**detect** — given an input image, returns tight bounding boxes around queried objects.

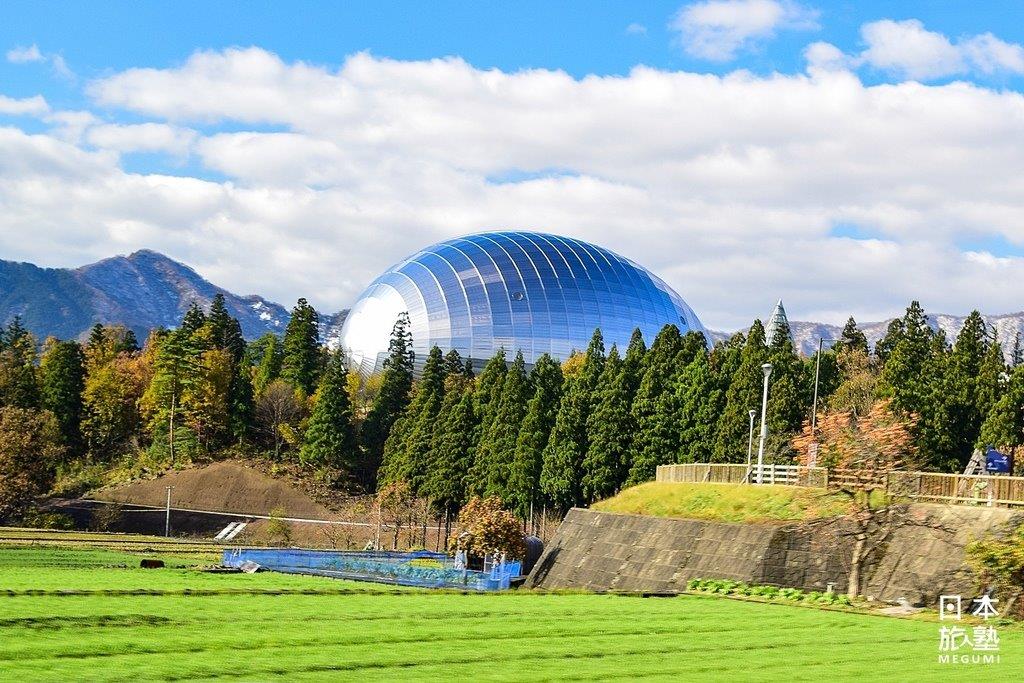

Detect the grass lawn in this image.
[592,482,855,523]
[1,540,1021,681]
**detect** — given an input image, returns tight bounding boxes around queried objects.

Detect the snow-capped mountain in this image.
[712,313,1024,358]
[0,249,292,342]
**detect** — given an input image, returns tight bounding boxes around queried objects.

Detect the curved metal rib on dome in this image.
[340,231,708,376]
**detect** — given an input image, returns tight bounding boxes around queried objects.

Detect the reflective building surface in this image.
[340,231,707,377]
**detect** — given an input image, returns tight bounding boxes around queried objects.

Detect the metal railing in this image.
[655,463,1024,508]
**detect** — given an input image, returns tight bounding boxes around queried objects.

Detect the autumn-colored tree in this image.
[0,407,66,521]
[254,379,305,458]
[793,400,921,597]
[449,496,526,561]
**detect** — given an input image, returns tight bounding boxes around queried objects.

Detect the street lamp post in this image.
[756,363,773,484]
[746,409,757,481]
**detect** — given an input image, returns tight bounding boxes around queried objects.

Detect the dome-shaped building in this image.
[340,231,707,377]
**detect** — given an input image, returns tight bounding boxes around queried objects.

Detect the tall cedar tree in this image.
[509,354,563,518]
[877,301,934,421]
[466,351,508,495]
[583,346,633,502]
[874,318,905,363]
[978,364,1024,452]
[206,294,253,440]
[627,325,686,483]
[40,339,86,457]
[712,321,768,463]
[300,349,358,473]
[180,302,206,335]
[426,376,476,530]
[425,353,476,521]
[541,330,605,512]
[253,334,283,396]
[0,317,40,409]
[477,351,530,499]
[1012,332,1024,368]
[360,313,414,487]
[764,315,809,442]
[380,346,446,494]
[834,317,870,356]
[281,298,321,396]
[144,328,204,460]
[677,349,721,463]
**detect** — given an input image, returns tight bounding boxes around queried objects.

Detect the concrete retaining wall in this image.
[528,506,1023,605]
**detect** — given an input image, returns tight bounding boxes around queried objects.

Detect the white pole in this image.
[756,363,772,484]
[811,337,823,432]
[164,486,174,537]
[746,409,756,482]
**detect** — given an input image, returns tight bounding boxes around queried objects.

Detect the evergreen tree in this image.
[976,339,1007,423]
[541,329,605,512]
[425,376,476,529]
[476,351,530,499]
[472,350,509,454]
[833,317,869,356]
[228,355,255,442]
[40,339,86,457]
[180,302,206,335]
[677,350,721,463]
[621,328,647,401]
[764,315,809,441]
[119,329,140,354]
[253,334,283,396]
[300,349,358,472]
[712,320,768,463]
[281,298,321,396]
[443,349,467,377]
[207,293,245,362]
[627,325,687,483]
[582,346,632,502]
[877,302,934,417]
[1012,332,1023,368]
[360,313,414,488]
[978,364,1024,451]
[144,329,203,462]
[874,318,905,363]
[87,323,106,351]
[509,354,563,518]
[0,317,40,410]
[380,346,446,493]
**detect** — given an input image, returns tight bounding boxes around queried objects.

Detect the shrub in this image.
[967,526,1024,619]
[450,496,526,561]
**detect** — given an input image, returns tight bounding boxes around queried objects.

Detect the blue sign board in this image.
[985,447,1013,474]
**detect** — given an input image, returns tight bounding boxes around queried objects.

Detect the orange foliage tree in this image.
[450,496,525,561]
[792,400,929,597]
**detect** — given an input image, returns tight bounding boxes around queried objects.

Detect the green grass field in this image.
[592,482,855,523]
[0,538,1020,681]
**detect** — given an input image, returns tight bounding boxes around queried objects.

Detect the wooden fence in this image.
[655,463,1024,508]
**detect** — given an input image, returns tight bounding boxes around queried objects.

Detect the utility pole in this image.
[756,363,772,484]
[164,486,174,537]
[811,337,823,433]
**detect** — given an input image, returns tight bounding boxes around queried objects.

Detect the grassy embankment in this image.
[592,482,855,523]
[1,530,1021,681]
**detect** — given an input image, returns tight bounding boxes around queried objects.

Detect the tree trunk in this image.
[848,534,866,598]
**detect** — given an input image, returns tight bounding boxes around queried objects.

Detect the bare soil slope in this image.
[92,461,334,519]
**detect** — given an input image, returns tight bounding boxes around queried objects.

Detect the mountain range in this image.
[2,250,1021,356]
[0,249,345,343]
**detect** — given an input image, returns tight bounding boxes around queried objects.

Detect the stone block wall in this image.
[528,506,1023,605]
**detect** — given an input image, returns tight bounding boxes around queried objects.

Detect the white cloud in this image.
[0,94,49,115]
[6,44,74,80]
[670,0,819,61]
[857,19,1024,80]
[626,23,648,36]
[86,123,196,156]
[5,49,1024,330]
[6,44,44,63]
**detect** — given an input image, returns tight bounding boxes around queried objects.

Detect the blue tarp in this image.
[222,548,521,591]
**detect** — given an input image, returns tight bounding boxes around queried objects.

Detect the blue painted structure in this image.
[340,231,707,377]
[223,548,522,591]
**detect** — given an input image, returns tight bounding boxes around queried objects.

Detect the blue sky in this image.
[3,1,1024,328]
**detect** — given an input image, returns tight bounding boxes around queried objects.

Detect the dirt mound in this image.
[93,461,335,519]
